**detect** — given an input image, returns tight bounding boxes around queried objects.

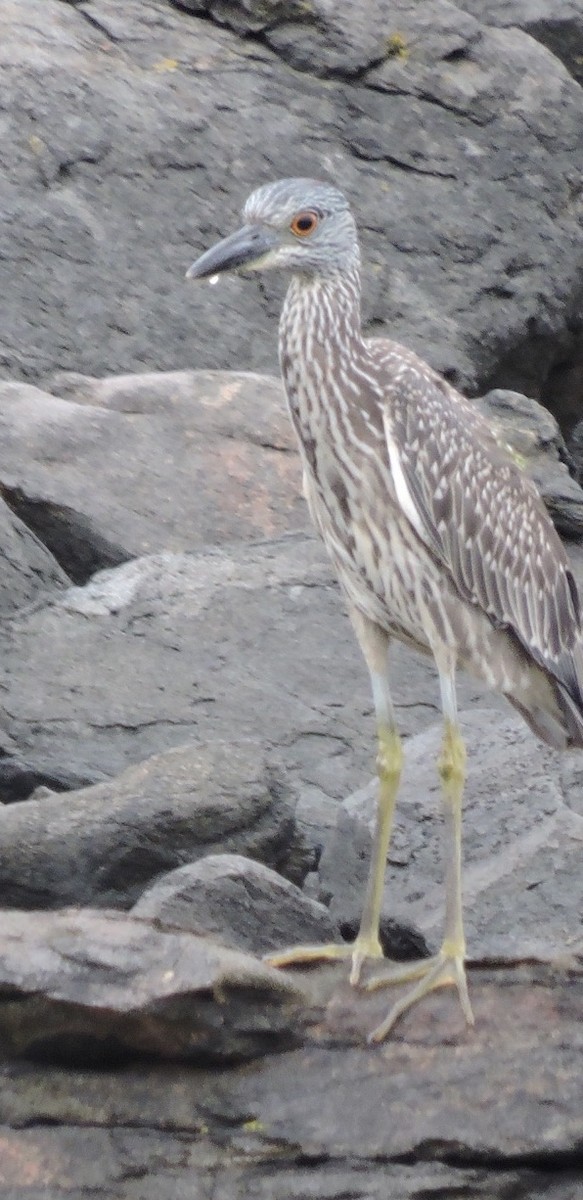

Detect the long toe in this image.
[366,951,474,1042]
[266,934,384,981]
[265,941,357,970]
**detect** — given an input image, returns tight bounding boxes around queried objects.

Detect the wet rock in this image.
[0,908,305,1064]
[0,741,309,909]
[133,852,337,954]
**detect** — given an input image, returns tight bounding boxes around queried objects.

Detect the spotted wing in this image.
[380,361,582,690]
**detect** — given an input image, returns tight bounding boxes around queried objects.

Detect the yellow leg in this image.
[265,721,402,978]
[349,723,402,982]
[365,716,474,1042]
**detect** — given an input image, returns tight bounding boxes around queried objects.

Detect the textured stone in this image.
[479,388,583,536]
[0,908,304,1064]
[0,741,308,908]
[0,0,581,426]
[0,493,67,614]
[1,935,583,1195]
[0,537,478,799]
[0,373,303,581]
[133,852,337,953]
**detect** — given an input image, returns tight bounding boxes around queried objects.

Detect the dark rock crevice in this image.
[0,486,130,586]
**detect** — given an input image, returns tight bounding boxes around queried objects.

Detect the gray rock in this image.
[478,388,583,537]
[0,538,505,801]
[0,907,305,1064]
[1,373,581,594]
[0,493,68,614]
[0,740,309,908]
[133,852,337,953]
[1,0,581,430]
[1,916,583,1195]
[0,373,303,581]
[318,708,583,961]
[458,0,583,86]
[570,415,583,484]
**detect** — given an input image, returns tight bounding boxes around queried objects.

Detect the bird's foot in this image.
[265,931,383,985]
[364,944,474,1043]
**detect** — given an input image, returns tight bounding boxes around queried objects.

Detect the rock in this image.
[478,388,583,537]
[1,373,581,595]
[0,493,68,614]
[318,709,583,960]
[133,852,337,954]
[0,915,583,1195]
[0,908,305,1064]
[1,0,581,428]
[0,757,94,805]
[459,0,583,86]
[1,537,488,800]
[0,741,309,909]
[570,415,583,484]
[0,373,303,581]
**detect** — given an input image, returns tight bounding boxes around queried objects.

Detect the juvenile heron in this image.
[187,178,583,1040]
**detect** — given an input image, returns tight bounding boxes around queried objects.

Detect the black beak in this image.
[186,223,278,281]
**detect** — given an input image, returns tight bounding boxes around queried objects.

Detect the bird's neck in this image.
[278,267,365,436]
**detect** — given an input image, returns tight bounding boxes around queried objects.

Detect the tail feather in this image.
[555,642,583,749]
[506,642,583,751]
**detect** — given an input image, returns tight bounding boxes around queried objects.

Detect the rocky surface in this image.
[0,372,580,804]
[0,372,303,581]
[1,0,582,433]
[0,494,68,615]
[0,741,309,908]
[1,1,583,1197]
[0,913,582,1197]
[0,369,582,1196]
[133,852,337,953]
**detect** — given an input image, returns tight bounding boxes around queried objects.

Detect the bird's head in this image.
[186,178,359,283]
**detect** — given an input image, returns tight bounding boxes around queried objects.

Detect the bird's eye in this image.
[290,211,319,238]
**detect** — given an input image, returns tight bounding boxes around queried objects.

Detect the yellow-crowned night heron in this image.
[187,178,583,1041]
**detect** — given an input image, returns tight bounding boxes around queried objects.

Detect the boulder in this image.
[133,852,337,953]
[459,0,583,86]
[0,740,309,909]
[0,904,582,1197]
[0,373,303,581]
[0,538,478,800]
[0,0,581,427]
[1,373,582,592]
[0,907,305,1064]
[479,388,583,537]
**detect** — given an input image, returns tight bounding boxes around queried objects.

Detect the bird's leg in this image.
[348,682,402,984]
[266,618,398,979]
[365,669,475,1042]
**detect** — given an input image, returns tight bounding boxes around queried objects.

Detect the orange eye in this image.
[290,210,319,237]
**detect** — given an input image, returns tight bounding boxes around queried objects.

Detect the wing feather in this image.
[379,360,582,686]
